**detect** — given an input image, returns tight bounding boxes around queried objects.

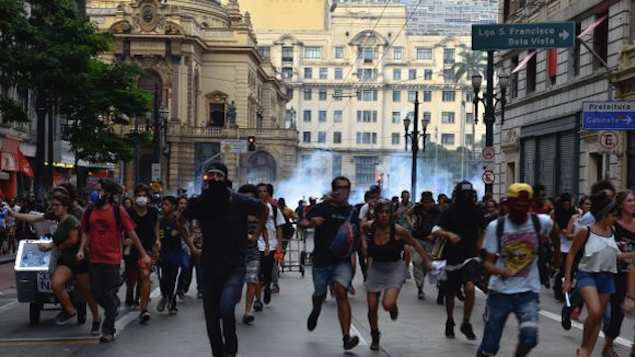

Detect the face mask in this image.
[135,196,148,207]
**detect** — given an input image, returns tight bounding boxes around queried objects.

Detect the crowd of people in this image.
[13,161,635,357]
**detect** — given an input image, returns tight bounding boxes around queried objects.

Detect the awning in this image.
[1,153,17,172]
[512,51,537,74]
[17,149,33,177]
[578,15,608,39]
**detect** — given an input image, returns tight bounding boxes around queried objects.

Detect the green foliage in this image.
[0,96,29,123]
[452,50,487,83]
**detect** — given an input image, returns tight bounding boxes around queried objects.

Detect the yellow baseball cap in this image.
[507,183,533,199]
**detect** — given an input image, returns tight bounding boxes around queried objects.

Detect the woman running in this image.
[12,192,100,333]
[361,199,433,351]
[564,191,620,357]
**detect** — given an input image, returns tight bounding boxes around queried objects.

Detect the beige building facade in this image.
[239,0,485,189]
[87,0,298,192]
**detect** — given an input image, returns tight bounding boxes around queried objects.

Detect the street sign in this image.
[482,146,496,161]
[482,170,495,185]
[582,102,635,130]
[599,131,619,151]
[472,22,576,50]
[151,163,161,181]
[221,139,248,154]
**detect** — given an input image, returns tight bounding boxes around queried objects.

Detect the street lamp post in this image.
[403,92,430,199]
[152,84,169,181]
[471,71,509,196]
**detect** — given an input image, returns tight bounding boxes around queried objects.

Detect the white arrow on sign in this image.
[625,115,633,125]
[559,30,570,41]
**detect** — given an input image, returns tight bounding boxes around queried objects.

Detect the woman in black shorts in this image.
[12,193,100,332]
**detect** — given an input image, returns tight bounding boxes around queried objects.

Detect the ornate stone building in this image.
[86,0,297,192]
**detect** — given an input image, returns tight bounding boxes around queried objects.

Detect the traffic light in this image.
[248,136,256,151]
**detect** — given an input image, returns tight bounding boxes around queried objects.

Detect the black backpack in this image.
[496,214,553,287]
[272,205,295,240]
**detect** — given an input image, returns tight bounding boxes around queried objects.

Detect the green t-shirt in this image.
[53,215,81,263]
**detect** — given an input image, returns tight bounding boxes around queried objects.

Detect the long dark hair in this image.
[554,193,576,230]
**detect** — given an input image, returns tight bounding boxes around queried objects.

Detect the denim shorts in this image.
[576,271,616,294]
[479,291,539,356]
[312,261,353,297]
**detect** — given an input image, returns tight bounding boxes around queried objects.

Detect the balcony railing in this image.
[166,124,298,140]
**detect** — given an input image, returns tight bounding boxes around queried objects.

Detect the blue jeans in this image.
[479,291,539,356]
[312,261,353,297]
[202,268,245,357]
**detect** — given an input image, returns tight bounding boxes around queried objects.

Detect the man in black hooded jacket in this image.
[182,162,267,357]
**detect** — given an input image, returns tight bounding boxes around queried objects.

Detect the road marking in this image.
[350,322,368,346]
[539,309,633,348]
[0,300,17,313]
[0,337,99,347]
[114,287,161,336]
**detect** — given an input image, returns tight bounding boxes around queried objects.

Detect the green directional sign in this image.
[472,22,576,50]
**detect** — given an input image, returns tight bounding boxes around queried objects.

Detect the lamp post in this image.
[471,72,508,196]
[152,84,169,182]
[403,92,430,199]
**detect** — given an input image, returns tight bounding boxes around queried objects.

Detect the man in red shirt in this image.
[77,179,150,343]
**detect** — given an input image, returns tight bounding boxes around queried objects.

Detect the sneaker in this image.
[242,314,255,325]
[307,307,321,331]
[460,321,476,340]
[370,330,381,351]
[445,319,455,338]
[55,310,77,326]
[156,297,167,313]
[99,333,115,343]
[253,300,263,312]
[561,305,572,331]
[343,335,360,350]
[263,286,272,304]
[389,305,399,321]
[90,319,101,336]
[139,310,151,324]
[417,288,425,300]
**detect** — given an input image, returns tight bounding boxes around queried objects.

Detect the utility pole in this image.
[484,50,495,196]
[411,92,419,198]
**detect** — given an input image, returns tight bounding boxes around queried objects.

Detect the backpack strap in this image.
[114,205,123,234]
[530,213,541,240]
[495,216,505,254]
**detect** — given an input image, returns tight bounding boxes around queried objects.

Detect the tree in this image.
[452,50,487,83]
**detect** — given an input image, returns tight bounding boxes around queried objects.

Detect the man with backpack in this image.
[476,183,553,357]
[76,178,151,343]
[301,176,360,351]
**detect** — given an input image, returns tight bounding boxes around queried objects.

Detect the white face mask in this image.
[135,196,148,207]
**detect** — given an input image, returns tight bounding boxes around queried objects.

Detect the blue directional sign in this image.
[472,22,576,50]
[582,102,635,130]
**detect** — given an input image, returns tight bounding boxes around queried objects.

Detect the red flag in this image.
[16,149,33,177]
[548,49,558,78]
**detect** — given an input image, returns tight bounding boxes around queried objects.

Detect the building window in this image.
[393,68,402,81]
[319,67,328,80]
[391,133,400,145]
[393,47,404,60]
[356,132,377,144]
[361,47,374,63]
[465,134,474,146]
[332,154,342,176]
[511,55,519,98]
[286,87,294,99]
[303,88,312,100]
[593,13,609,70]
[318,131,326,143]
[358,89,378,102]
[526,51,537,94]
[355,156,378,185]
[424,69,433,80]
[408,69,417,80]
[392,112,401,123]
[408,90,417,103]
[442,90,455,102]
[441,112,455,124]
[416,47,432,60]
[441,133,455,145]
[333,132,342,144]
[257,46,270,59]
[282,67,293,79]
[209,103,225,127]
[334,110,343,123]
[392,90,401,102]
[304,67,312,79]
[282,46,293,62]
[357,68,377,81]
[303,110,311,122]
[334,89,343,101]
[423,90,432,102]
[357,110,378,123]
[304,46,322,59]
[335,67,343,80]
[318,110,327,122]
[443,68,454,82]
[334,46,344,59]
[466,112,474,123]
[443,48,455,64]
[423,112,431,123]
[303,131,311,143]
[319,88,327,101]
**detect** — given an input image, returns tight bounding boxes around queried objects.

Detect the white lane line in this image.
[114,287,161,336]
[0,300,17,313]
[350,323,368,346]
[539,309,633,348]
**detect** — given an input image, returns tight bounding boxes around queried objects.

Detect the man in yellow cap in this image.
[476,183,554,357]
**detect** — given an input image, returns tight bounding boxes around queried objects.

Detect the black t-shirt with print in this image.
[307,202,353,267]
